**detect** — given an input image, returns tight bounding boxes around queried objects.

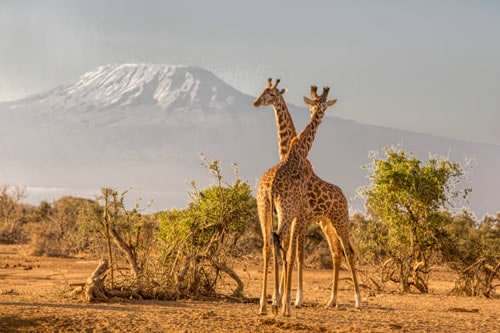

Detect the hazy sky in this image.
[1,0,499,145]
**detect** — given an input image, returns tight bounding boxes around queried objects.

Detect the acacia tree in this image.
[361,148,470,292]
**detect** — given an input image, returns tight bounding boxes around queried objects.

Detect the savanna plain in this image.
[1,244,498,333]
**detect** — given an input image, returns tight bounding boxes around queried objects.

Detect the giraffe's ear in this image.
[279,88,287,95]
[326,99,337,107]
[303,96,314,106]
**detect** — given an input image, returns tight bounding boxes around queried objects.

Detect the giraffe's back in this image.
[304,173,348,222]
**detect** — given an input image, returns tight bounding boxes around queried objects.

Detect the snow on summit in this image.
[19,64,244,113]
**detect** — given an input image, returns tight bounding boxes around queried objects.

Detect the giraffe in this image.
[253,79,361,310]
[256,85,336,316]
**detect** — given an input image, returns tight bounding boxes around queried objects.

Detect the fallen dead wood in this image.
[71,259,142,302]
[84,259,110,302]
[212,260,244,297]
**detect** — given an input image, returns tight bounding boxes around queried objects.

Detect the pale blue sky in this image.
[1,0,499,145]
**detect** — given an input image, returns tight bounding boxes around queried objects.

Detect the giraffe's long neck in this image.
[273,96,297,160]
[289,107,326,164]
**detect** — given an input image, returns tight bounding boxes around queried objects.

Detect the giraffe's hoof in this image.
[259,302,267,315]
[355,294,362,310]
[324,302,337,309]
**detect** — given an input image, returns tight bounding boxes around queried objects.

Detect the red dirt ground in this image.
[1,244,499,332]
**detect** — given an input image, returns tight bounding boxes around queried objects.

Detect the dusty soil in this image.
[0,244,498,332]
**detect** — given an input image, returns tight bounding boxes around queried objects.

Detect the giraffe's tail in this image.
[343,240,355,259]
[272,232,282,253]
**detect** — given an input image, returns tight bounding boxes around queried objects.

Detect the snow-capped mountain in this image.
[1,64,499,218]
[15,64,245,112]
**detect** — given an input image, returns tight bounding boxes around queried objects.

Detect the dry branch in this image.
[84,259,109,302]
[212,260,244,297]
[452,257,500,297]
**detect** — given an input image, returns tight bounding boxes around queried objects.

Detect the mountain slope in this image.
[15,64,245,112]
[1,64,498,217]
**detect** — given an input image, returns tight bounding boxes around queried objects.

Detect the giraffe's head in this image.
[303,86,337,116]
[252,78,288,107]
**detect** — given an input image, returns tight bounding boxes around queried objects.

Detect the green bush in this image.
[360,147,470,292]
[155,157,257,297]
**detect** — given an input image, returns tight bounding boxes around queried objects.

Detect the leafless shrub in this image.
[27,197,97,257]
[0,185,27,243]
[451,257,499,297]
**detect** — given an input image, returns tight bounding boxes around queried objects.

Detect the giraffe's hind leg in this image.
[281,217,301,317]
[294,219,306,308]
[343,240,362,309]
[333,221,362,309]
[319,221,342,308]
[258,198,273,315]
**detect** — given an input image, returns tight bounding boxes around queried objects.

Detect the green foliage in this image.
[478,213,500,258]
[441,210,500,297]
[155,157,257,297]
[157,158,255,256]
[442,210,499,264]
[350,212,388,264]
[441,210,482,267]
[360,147,470,292]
